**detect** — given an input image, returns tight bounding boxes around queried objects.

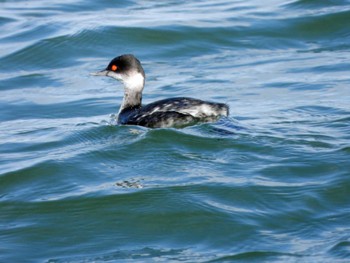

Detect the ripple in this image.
[285,0,350,9]
[210,251,303,262]
[0,73,60,91]
[1,0,350,262]
[328,240,350,259]
[47,247,211,263]
[1,24,59,44]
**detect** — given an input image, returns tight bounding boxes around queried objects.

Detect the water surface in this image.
[1,0,350,262]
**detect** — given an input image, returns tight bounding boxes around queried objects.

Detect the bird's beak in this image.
[90,69,109,76]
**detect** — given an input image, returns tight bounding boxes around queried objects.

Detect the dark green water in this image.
[1,0,350,262]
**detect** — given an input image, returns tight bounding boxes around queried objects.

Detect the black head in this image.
[91,54,146,91]
[105,54,145,77]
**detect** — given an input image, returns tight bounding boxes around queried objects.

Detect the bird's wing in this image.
[127,111,200,128]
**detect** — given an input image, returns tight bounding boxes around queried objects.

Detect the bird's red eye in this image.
[111,65,118,71]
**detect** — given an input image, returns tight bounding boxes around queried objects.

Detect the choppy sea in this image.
[1,0,350,262]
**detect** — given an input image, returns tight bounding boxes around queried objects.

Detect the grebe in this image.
[91,54,229,128]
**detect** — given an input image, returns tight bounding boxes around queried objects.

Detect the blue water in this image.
[1,0,350,262]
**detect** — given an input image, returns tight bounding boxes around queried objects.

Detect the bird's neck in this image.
[118,72,144,113]
[119,89,142,112]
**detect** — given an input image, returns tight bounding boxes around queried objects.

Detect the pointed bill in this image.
[90,70,109,76]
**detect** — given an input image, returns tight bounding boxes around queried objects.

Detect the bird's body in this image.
[91,54,229,128]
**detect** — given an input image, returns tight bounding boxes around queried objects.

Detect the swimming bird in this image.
[91,54,229,128]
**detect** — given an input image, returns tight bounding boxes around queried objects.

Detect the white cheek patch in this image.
[107,71,123,81]
[123,72,145,92]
